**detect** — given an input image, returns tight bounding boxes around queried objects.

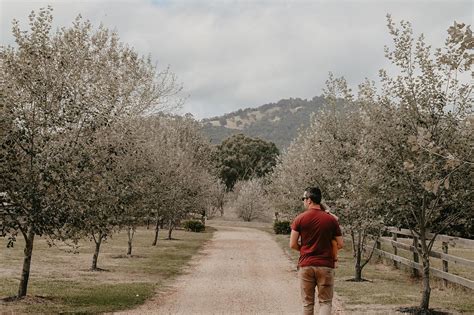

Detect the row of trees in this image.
[0,7,222,298]
[268,16,472,312]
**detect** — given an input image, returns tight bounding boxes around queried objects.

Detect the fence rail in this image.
[368,227,474,290]
[386,227,474,247]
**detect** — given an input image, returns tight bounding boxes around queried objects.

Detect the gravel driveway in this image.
[118,224,344,314]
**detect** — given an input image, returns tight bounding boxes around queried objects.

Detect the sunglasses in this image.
[301,197,309,201]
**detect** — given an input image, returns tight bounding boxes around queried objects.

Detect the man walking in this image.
[290,187,343,315]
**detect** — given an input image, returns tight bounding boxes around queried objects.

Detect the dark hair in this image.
[304,187,322,204]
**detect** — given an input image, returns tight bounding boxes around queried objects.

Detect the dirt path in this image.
[117,224,344,314]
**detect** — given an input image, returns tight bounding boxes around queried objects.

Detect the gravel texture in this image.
[117,224,344,314]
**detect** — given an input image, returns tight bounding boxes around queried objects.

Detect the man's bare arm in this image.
[335,236,344,249]
[290,230,301,251]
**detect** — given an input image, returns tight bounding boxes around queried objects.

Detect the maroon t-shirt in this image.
[291,206,342,268]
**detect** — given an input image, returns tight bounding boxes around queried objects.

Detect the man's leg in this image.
[299,266,317,315]
[314,267,334,315]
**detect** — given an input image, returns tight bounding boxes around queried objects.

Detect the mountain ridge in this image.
[200,96,326,150]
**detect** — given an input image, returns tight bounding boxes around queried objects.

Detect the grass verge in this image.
[270,232,474,314]
[0,226,215,313]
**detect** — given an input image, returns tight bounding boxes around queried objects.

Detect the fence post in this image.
[375,238,381,262]
[442,241,449,287]
[392,232,398,269]
[412,236,419,277]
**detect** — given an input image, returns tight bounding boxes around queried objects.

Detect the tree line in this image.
[0,7,281,299]
[0,7,227,298]
[266,16,472,313]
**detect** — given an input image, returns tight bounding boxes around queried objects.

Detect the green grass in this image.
[0,226,214,313]
[270,233,474,313]
[13,281,156,314]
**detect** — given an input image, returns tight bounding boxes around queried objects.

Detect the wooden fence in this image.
[369,227,474,290]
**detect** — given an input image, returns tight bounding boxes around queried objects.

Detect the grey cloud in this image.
[1,0,472,119]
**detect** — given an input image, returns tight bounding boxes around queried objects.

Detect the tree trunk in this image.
[354,264,362,282]
[18,228,35,297]
[419,196,431,312]
[353,231,363,281]
[127,227,134,256]
[354,242,363,281]
[168,220,174,240]
[412,236,420,277]
[420,253,431,311]
[350,230,356,258]
[152,218,160,246]
[91,233,103,270]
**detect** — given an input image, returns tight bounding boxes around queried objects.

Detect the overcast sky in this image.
[1,0,472,119]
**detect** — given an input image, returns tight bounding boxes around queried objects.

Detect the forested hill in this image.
[200,96,325,150]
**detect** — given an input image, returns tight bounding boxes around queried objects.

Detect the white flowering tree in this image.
[233,179,267,222]
[206,179,227,218]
